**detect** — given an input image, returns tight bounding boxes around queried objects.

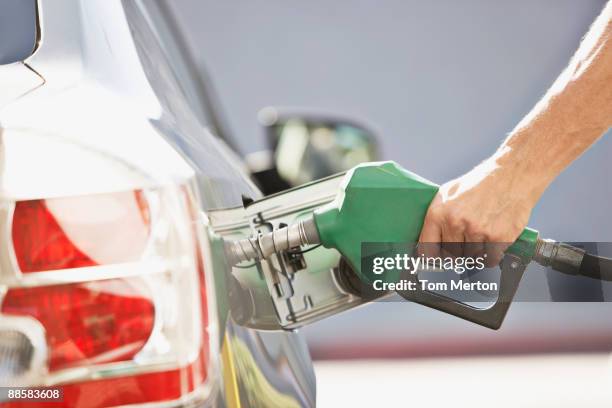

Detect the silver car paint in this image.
[0,0,317,406]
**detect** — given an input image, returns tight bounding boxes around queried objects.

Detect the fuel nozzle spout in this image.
[225,217,321,266]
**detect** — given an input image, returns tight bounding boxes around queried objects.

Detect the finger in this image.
[484,241,510,267]
[463,233,486,280]
[441,220,465,259]
[464,232,486,260]
[418,217,442,259]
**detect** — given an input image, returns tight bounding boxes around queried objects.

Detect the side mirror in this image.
[0,0,39,65]
[248,107,379,194]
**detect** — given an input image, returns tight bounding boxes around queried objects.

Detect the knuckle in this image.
[488,231,507,243]
[428,204,443,218]
[464,219,484,236]
[426,208,444,224]
[446,210,466,230]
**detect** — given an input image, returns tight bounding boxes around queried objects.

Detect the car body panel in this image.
[0,0,316,406]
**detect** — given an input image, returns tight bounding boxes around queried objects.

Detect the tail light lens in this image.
[1,186,211,407]
[3,279,155,371]
[12,191,150,273]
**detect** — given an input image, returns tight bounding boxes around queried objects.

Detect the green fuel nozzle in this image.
[226,161,610,329]
[228,161,539,272]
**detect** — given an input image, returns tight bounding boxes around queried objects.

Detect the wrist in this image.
[486,145,553,205]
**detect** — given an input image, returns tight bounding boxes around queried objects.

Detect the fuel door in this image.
[207,174,387,330]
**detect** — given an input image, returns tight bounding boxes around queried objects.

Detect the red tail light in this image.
[2,279,155,371]
[1,186,212,407]
[12,199,97,272]
[11,191,150,273]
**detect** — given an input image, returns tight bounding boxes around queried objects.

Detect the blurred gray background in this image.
[171,0,612,356]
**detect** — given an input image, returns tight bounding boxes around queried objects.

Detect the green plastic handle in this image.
[507,227,539,262]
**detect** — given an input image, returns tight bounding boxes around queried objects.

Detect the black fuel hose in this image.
[534,239,612,282]
[578,253,612,281]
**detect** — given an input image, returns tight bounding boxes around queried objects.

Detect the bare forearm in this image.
[420,3,612,248]
[493,2,612,202]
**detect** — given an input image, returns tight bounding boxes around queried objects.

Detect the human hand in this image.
[418,158,540,265]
